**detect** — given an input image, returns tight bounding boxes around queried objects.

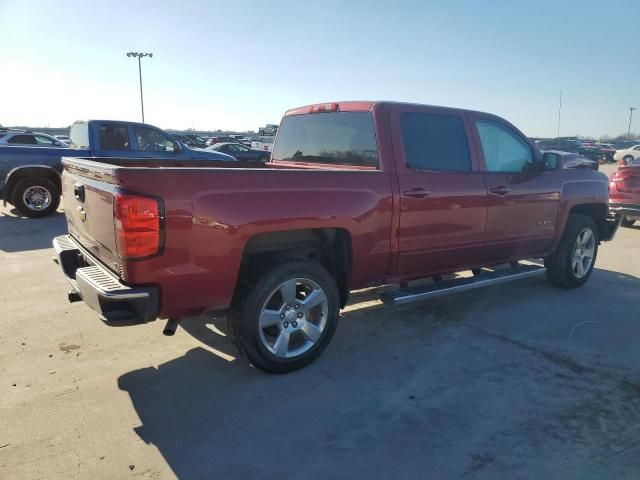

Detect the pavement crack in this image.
[461,323,640,389]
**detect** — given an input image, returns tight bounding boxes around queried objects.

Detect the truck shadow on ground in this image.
[0,208,66,252]
[118,268,640,480]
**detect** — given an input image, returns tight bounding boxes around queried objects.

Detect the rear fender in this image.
[3,165,62,205]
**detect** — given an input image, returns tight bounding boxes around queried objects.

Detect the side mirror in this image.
[541,152,560,170]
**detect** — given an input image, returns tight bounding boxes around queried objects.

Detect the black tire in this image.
[623,155,634,165]
[545,213,599,289]
[226,260,340,373]
[622,217,636,228]
[12,177,60,218]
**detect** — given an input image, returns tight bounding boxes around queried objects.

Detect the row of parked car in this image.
[533,137,640,164]
[168,133,275,153]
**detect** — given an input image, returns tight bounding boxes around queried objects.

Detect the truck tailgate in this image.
[62,163,120,274]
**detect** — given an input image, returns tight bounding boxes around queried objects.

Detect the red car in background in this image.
[610,164,640,227]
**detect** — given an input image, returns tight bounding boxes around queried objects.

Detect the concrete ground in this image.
[1,164,639,479]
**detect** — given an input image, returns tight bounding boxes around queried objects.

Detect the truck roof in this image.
[283,101,500,119]
[73,119,152,128]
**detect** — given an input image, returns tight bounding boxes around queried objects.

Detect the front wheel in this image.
[623,155,634,165]
[622,217,636,228]
[545,213,599,289]
[12,177,60,218]
[227,260,340,373]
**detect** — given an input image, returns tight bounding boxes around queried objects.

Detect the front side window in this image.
[99,124,131,150]
[134,126,175,152]
[8,134,37,145]
[400,112,471,171]
[272,112,379,168]
[475,120,533,172]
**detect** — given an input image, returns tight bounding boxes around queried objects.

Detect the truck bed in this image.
[61,156,393,318]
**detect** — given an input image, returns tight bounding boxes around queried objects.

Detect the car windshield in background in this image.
[271,111,379,168]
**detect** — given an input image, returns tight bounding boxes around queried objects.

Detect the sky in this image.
[1,0,639,137]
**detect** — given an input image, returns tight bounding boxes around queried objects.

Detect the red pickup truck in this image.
[609,163,640,227]
[53,101,620,373]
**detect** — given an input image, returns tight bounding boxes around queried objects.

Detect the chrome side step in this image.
[379,264,545,306]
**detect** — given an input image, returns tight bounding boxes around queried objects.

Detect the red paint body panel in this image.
[60,101,612,320]
[610,165,640,205]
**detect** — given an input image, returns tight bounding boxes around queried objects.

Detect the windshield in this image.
[271,112,379,168]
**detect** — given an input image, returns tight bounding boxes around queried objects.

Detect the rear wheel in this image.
[545,214,598,289]
[12,177,60,218]
[227,260,340,373]
[623,155,634,165]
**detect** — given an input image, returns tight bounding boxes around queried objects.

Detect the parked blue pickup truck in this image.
[0,119,234,217]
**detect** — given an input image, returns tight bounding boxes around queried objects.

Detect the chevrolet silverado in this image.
[53,101,620,373]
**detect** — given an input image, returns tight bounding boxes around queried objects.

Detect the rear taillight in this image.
[114,192,163,259]
[611,171,631,192]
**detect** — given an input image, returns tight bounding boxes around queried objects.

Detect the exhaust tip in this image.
[68,290,82,303]
[163,318,180,336]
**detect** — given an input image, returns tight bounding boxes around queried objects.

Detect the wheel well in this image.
[5,167,61,202]
[239,228,352,307]
[568,203,608,240]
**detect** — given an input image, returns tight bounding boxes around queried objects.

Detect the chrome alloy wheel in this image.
[22,185,52,211]
[572,228,595,278]
[258,278,328,359]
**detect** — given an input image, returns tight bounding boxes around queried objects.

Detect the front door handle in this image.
[489,186,511,196]
[403,187,430,198]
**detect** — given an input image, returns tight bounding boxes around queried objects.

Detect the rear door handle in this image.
[403,188,430,198]
[489,186,511,196]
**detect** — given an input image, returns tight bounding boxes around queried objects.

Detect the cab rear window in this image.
[271,112,379,168]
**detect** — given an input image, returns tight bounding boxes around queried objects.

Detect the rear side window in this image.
[98,124,131,150]
[8,134,37,145]
[475,120,532,172]
[35,135,55,145]
[272,112,379,168]
[400,112,471,171]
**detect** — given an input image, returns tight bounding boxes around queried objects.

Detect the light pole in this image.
[556,90,562,139]
[126,52,153,123]
[628,107,637,138]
